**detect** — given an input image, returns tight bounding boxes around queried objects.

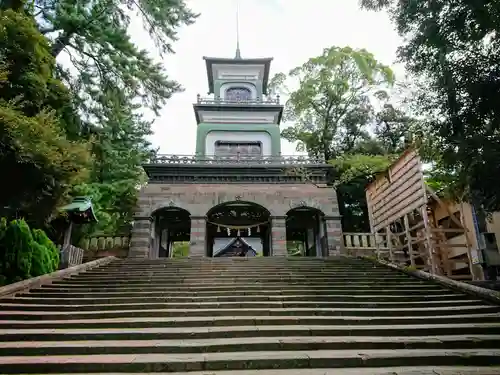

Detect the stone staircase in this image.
[1,256,500,374]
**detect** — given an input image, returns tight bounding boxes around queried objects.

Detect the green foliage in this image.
[287,241,304,256]
[32,0,198,122]
[2,219,33,282]
[270,46,394,160]
[30,241,52,277]
[72,88,153,238]
[274,46,418,232]
[0,218,59,284]
[0,218,7,285]
[360,0,500,212]
[1,1,196,240]
[0,9,90,226]
[331,154,394,232]
[172,242,189,258]
[32,228,59,272]
[12,0,196,238]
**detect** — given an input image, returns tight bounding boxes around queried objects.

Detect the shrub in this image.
[0,218,7,285]
[2,219,33,283]
[30,242,52,277]
[32,228,59,272]
[0,218,60,284]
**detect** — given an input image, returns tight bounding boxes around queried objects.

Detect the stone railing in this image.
[147,154,327,165]
[343,232,425,267]
[79,235,130,259]
[80,235,130,251]
[342,232,395,259]
[196,95,280,105]
[59,245,84,269]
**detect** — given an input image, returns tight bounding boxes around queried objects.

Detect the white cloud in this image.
[128,0,404,155]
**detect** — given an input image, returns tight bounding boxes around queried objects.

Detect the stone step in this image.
[47,281,433,288]
[2,256,499,373]
[32,368,500,375]
[71,270,402,279]
[1,324,500,341]
[10,294,469,305]
[1,335,500,356]
[98,264,377,269]
[14,288,458,298]
[82,266,393,271]
[1,305,497,319]
[63,276,410,283]
[1,349,500,373]
[29,281,438,292]
[0,295,478,306]
[51,277,430,286]
[74,273,402,279]
[97,263,380,267]
[2,313,499,330]
[0,299,485,311]
[68,268,405,274]
[22,292,466,301]
[94,265,388,270]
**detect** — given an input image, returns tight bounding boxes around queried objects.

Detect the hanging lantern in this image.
[237,229,241,236]
[217,225,221,233]
[256,226,260,233]
[227,228,230,236]
[247,228,251,236]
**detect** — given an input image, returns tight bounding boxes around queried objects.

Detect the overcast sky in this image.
[128,0,403,155]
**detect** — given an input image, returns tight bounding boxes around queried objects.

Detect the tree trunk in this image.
[51,31,73,58]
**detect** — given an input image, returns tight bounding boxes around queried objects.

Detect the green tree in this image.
[2,219,33,282]
[359,0,500,213]
[73,87,153,236]
[373,103,414,154]
[10,0,198,238]
[331,154,394,232]
[0,8,90,226]
[22,0,198,124]
[270,46,394,160]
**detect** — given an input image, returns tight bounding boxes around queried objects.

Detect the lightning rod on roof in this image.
[235,0,241,59]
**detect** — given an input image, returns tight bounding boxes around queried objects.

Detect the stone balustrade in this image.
[196,95,280,105]
[147,154,328,165]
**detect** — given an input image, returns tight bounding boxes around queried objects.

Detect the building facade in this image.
[128,52,342,258]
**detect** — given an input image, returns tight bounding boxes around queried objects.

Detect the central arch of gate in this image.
[206,201,271,257]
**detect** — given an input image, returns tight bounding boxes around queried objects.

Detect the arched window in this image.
[225,87,252,101]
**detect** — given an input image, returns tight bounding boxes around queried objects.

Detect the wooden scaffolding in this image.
[365,149,481,280]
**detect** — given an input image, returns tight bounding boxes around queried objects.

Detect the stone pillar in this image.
[325,216,343,256]
[189,216,206,257]
[128,216,152,258]
[317,218,326,257]
[150,217,161,259]
[271,216,287,256]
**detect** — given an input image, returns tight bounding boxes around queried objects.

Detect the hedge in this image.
[0,218,60,285]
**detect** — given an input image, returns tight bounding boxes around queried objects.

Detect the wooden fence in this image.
[59,245,84,268]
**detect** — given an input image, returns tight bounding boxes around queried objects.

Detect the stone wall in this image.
[136,184,340,217]
[130,184,343,258]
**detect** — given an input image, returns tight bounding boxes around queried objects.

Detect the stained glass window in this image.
[225,87,252,101]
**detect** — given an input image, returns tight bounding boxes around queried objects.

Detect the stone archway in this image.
[205,201,271,257]
[286,206,326,257]
[150,206,191,258]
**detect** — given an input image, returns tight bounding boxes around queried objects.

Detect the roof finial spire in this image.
[235,0,241,59]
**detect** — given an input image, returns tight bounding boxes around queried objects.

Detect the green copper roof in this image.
[60,196,98,224]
